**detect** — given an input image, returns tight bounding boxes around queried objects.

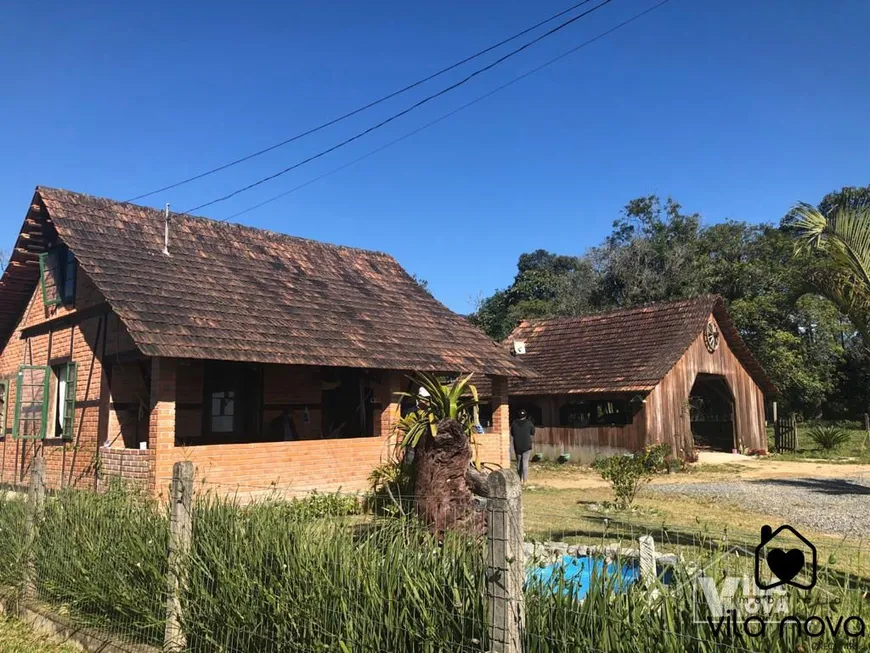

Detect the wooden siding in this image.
[644,315,766,453]
[535,425,645,453]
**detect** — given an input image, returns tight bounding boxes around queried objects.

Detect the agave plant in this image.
[790,201,870,344]
[393,372,480,451]
[806,424,851,453]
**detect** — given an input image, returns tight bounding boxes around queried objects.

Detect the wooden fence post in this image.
[23,456,46,601]
[164,461,194,653]
[486,469,525,653]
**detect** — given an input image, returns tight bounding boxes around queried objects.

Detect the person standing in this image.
[510,409,535,483]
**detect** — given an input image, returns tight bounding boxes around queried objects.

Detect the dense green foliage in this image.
[0,484,868,651]
[470,187,870,418]
[592,444,670,508]
[791,200,870,344]
[805,424,851,453]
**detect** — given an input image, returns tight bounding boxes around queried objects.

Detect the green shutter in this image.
[38,252,62,307]
[0,381,8,438]
[12,366,50,440]
[62,362,77,441]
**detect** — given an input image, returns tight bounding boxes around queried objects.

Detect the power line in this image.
[125,0,600,203]
[182,0,618,214]
[220,0,675,222]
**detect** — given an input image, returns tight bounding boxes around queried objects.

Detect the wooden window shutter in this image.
[38,251,62,307]
[12,366,50,440]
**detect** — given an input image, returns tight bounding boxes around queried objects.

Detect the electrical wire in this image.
[181,0,618,214]
[125,0,601,202]
[220,0,675,222]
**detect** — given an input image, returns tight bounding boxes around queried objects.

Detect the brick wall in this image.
[150,366,512,498]
[97,447,154,493]
[0,266,122,490]
[476,375,511,470]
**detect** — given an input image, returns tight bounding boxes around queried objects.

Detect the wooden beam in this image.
[20,302,112,338]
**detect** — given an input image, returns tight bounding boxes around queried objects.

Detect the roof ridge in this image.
[36,186,395,260]
[515,295,720,329]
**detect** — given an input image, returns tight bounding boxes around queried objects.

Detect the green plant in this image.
[791,201,870,343]
[288,490,360,519]
[366,459,415,515]
[33,482,169,645]
[592,444,669,508]
[807,424,851,453]
[393,372,480,454]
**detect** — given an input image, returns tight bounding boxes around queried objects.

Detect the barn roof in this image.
[503,296,777,396]
[0,187,529,376]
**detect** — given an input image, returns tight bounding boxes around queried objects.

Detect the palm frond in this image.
[791,201,870,344]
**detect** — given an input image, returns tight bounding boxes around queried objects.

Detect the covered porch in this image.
[102,357,511,496]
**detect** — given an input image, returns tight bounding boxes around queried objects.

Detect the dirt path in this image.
[530,452,870,490]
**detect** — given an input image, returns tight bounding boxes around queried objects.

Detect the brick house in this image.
[0,187,528,496]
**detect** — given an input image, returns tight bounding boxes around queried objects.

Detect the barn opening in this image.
[689,373,735,452]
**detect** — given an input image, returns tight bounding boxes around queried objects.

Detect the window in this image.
[0,380,8,437]
[49,363,77,440]
[11,364,76,441]
[559,399,629,428]
[39,245,76,307]
[203,361,262,438]
[13,366,50,439]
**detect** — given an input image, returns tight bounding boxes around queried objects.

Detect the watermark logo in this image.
[688,525,865,641]
[754,524,816,591]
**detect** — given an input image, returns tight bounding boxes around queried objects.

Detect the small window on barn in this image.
[38,245,76,307]
[203,361,262,438]
[559,400,629,427]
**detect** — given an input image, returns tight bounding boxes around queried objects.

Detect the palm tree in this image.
[790,201,870,344]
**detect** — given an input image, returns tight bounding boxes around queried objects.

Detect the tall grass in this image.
[0,484,867,652]
[32,482,169,645]
[182,493,486,652]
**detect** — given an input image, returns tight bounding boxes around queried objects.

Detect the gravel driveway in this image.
[647,475,870,536]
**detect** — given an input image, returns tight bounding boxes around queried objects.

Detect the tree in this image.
[469,250,596,341]
[591,196,705,307]
[790,200,870,344]
[469,193,858,418]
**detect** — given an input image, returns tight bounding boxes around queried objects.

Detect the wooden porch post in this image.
[149,357,177,496]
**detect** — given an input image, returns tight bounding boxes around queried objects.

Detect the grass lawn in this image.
[522,471,870,579]
[0,617,77,653]
[767,420,870,462]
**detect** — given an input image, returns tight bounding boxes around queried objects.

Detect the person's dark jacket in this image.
[510,417,535,454]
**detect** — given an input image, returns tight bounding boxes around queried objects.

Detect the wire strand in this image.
[221,0,674,221]
[124,0,600,202]
[182,0,618,214]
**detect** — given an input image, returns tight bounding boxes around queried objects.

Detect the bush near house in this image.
[592,444,670,508]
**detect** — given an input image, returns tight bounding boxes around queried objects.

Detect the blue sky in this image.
[2,0,868,313]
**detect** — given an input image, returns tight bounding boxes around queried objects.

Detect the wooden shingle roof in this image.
[504,296,777,396]
[10,187,529,376]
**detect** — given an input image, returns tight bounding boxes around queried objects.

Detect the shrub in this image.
[592,444,670,508]
[366,459,415,515]
[288,490,361,519]
[807,424,851,453]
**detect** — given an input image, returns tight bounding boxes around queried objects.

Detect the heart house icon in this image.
[754,524,817,591]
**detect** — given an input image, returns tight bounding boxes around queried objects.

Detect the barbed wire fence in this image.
[1,458,869,652]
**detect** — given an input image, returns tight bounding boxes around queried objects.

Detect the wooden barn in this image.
[499,296,777,459]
